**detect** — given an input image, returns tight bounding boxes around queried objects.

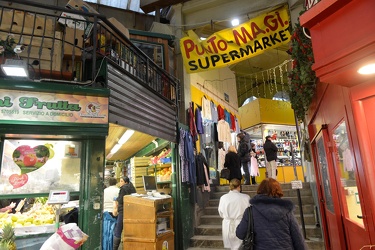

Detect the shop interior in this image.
[244,123,303,183]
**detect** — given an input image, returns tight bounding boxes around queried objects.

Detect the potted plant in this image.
[0,34,17,60]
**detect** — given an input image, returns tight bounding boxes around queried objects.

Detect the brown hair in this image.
[237,133,245,140]
[108,177,117,186]
[256,178,283,198]
[229,178,241,190]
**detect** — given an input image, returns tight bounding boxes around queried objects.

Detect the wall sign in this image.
[0,89,108,124]
[180,5,291,73]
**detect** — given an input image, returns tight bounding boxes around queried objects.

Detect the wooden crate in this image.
[130,166,148,177]
[130,156,151,167]
[130,176,144,189]
[123,231,174,250]
[123,196,174,250]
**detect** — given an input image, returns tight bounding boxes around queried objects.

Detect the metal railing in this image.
[0,0,178,103]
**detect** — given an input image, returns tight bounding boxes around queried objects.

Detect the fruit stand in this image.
[0,81,109,249]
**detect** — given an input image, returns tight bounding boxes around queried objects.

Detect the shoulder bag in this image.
[220,168,230,180]
[239,205,254,250]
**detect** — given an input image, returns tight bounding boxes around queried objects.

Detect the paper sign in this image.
[291,180,303,189]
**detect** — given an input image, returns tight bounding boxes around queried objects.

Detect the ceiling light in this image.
[110,143,122,154]
[231,18,239,27]
[200,37,207,40]
[118,129,135,144]
[1,59,28,77]
[358,63,375,75]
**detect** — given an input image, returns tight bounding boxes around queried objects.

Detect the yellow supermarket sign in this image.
[180,5,291,73]
[0,89,108,124]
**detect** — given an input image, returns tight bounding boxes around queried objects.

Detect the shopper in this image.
[0,200,15,213]
[236,178,307,250]
[102,177,120,250]
[237,133,250,184]
[223,145,242,181]
[249,143,259,185]
[104,177,120,217]
[113,176,136,250]
[263,135,278,179]
[218,178,250,250]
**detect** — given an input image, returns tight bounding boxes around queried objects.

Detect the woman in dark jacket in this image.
[113,176,136,250]
[223,145,242,181]
[236,178,307,250]
[237,133,250,184]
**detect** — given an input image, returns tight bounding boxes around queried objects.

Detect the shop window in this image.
[332,121,363,226]
[132,40,164,68]
[0,139,81,195]
[316,137,335,213]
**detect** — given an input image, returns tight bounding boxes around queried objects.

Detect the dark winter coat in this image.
[238,139,250,163]
[117,182,136,215]
[196,153,209,186]
[263,139,278,161]
[236,194,307,250]
[223,151,242,181]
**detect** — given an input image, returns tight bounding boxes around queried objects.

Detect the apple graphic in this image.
[23,154,37,167]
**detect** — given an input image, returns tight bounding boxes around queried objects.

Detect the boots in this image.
[113,236,121,250]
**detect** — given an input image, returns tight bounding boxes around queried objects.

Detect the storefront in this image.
[239,98,304,183]
[300,0,375,248]
[0,80,109,249]
[244,123,303,183]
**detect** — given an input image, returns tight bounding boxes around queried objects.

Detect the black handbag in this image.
[220,168,230,180]
[239,205,254,250]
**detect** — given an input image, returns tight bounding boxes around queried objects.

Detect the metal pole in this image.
[291,142,307,239]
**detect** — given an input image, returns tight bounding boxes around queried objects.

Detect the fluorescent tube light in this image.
[110,143,122,154]
[118,129,135,145]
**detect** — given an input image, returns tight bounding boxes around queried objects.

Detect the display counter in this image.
[257,166,304,183]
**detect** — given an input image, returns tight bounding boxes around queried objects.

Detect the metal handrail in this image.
[0,0,179,104]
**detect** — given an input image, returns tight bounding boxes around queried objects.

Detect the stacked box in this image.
[0,10,61,72]
[129,156,152,189]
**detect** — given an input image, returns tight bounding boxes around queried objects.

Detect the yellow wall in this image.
[239,98,295,129]
[220,166,304,185]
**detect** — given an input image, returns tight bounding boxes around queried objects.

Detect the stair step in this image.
[191,183,325,249]
[209,196,315,207]
[204,203,316,215]
[195,224,221,236]
[190,235,324,249]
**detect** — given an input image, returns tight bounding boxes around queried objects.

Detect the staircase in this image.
[187,182,325,250]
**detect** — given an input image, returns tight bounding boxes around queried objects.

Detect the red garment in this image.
[230,114,236,131]
[217,105,225,121]
[188,103,198,141]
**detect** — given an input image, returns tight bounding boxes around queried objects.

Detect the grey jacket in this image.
[236,194,307,250]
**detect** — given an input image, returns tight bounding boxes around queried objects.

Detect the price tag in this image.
[291,180,303,189]
[47,190,70,204]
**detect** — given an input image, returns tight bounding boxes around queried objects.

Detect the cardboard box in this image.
[63,27,84,57]
[62,60,82,81]
[107,17,129,39]
[0,10,53,31]
[58,12,87,31]
[65,0,99,37]
[66,0,99,15]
